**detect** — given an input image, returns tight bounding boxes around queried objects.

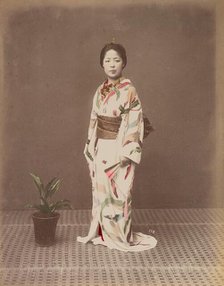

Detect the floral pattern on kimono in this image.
[77,77,157,252]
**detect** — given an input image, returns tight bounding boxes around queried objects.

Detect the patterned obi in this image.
[97,115,122,139]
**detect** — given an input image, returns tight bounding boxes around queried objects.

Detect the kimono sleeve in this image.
[83,88,99,162]
[87,92,98,141]
[121,86,144,164]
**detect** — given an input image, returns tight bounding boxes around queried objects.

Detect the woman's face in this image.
[103,49,124,81]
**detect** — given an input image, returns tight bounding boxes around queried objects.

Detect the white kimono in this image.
[77,77,157,252]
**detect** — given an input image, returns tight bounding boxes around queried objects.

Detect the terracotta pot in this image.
[32,212,60,246]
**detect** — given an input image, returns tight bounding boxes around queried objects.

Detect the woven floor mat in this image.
[0,209,223,286]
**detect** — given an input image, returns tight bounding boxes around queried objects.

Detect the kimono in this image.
[77,77,157,252]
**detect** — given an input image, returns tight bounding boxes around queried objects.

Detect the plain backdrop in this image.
[0,1,221,209]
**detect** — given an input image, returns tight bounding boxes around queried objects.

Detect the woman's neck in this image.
[107,76,124,85]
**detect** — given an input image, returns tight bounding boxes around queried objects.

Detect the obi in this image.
[97,115,122,139]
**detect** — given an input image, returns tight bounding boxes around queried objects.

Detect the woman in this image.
[77,42,157,252]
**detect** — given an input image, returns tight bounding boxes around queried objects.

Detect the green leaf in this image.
[44,177,57,197]
[37,204,52,213]
[24,203,49,212]
[49,179,61,196]
[40,195,52,211]
[50,200,72,212]
[28,173,72,213]
[45,178,61,199]
[29,173,45,202]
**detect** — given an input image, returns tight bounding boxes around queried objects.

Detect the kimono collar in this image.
[100,77,131,99]
[104,77,131,88]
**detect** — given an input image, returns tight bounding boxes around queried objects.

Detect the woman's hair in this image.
[100,43,127,68]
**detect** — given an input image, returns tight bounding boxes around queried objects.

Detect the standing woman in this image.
[77,42,157,252]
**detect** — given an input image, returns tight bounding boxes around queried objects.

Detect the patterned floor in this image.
[0,209,224,286]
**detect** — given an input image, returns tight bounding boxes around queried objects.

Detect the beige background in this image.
[0,0,223,210]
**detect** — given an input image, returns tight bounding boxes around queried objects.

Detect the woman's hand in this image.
[120,156,131,167]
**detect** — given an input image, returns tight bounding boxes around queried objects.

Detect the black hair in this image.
[100,43,127,68]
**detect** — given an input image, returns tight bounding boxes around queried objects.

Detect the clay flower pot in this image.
[32,212,60,246]
[25,173,72,246]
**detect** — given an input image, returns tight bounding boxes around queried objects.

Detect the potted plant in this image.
[25,173,72,246]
